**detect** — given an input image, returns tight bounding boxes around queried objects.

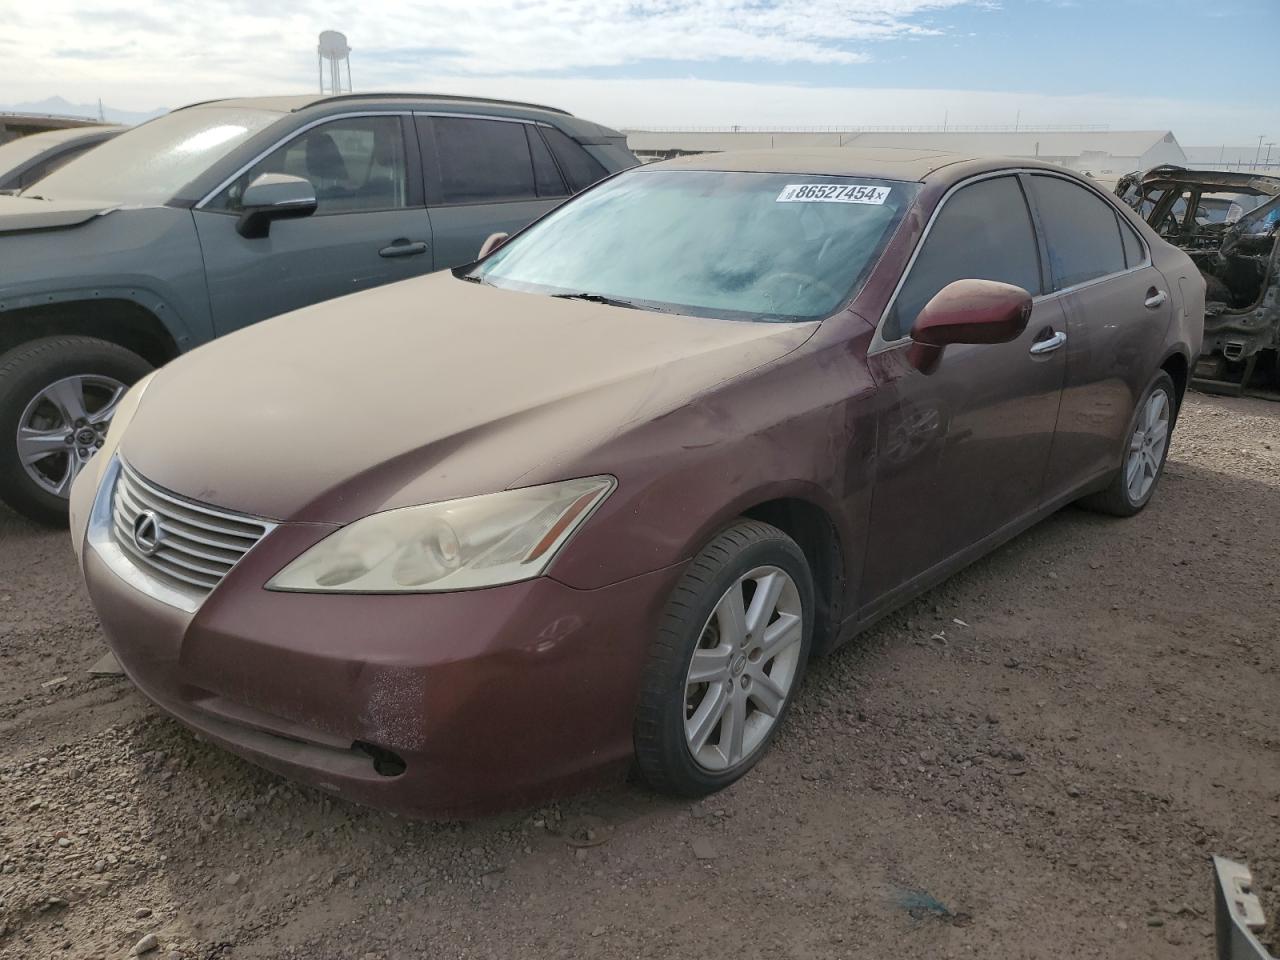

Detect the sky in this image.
[2,0,1277,144]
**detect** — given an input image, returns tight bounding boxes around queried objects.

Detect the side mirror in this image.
[477,232,509,259]
[906,279,1032,373]
[236,173,318,239]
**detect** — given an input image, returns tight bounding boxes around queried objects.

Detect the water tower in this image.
[317,30,352,95]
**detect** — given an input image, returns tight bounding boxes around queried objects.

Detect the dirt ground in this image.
[1,390,1277,960]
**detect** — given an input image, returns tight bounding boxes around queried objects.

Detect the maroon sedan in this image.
[69,149,1204,816]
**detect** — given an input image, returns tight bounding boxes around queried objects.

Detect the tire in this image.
[1081,370,1177,518]
[0,336,152,526]
[634,519,814,797]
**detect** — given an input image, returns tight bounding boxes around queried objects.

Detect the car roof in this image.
[176,92,572,119]
[648,147,1080,185]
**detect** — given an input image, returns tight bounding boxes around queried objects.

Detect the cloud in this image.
[7,0,980,88]
[5,1,1275,142]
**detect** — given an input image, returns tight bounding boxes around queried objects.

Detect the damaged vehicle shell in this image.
[1118,165,1280,392]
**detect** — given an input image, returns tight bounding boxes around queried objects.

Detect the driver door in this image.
[859,174,1067,617]
[193,114,435,335]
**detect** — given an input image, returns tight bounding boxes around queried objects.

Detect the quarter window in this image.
[885,176,1042,341]
[1119,216,1145,268]
[434,116,538,204]
[214,116,409,215]
[527,126,568,198]
[540,126,607,192]
[1030,175,1128,288]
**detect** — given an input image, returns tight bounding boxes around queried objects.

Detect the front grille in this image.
[110,460,273,599]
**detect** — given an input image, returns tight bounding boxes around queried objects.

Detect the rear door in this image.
[860,174,1068,612]
[1025,173,1173,501]
[415,115,576,267]
[194,114,435,335]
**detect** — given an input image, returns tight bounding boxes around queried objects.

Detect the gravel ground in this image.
[1,390,1277,960]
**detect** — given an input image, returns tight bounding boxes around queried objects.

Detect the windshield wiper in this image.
[551,292,665,312]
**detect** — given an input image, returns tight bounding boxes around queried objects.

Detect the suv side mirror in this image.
[477,232,509,259]
[907,279,1032,373]
[236,174,318,239]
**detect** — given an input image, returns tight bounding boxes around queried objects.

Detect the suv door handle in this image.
[379,240,428,258]
[1029,330,1067,355]
[1144,288,1168,309]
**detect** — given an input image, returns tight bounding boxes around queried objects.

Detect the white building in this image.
[625,128,1188,183]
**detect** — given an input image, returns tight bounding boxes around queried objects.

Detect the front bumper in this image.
[82,512,684,818]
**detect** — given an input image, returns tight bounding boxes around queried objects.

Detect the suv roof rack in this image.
[174,92,573,118]
[310,92,572,116]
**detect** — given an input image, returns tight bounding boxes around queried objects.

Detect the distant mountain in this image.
[1,96,167,126]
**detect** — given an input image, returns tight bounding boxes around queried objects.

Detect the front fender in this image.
[0,206,212,348]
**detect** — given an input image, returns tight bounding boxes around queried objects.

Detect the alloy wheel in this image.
[16,374,126,497]
[683,565,804,772]
[1125,387,1170,504]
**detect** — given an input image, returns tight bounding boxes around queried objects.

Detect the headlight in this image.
[266,476,615,593]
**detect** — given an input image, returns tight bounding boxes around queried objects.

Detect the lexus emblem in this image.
[132,510,166,557]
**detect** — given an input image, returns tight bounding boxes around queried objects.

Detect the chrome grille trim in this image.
[91,457,277,611]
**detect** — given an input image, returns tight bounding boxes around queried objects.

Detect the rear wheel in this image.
[0,336,152,525]
[633,520,814,797]
[1081,370,1176,517]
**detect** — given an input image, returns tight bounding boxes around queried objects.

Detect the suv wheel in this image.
[0,336,152,525]
[633,520,814,797]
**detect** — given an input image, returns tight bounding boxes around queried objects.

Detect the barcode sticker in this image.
[776,183,891,205]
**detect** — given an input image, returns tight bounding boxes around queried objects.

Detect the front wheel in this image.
[1081,370,1177,517]
[0,336,152,525]
[633,520,814,797]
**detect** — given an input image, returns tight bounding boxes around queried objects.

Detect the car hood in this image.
[0,194,117,233]
[121,272,816,523]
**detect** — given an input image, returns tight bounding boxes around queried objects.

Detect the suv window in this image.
[1029,175,1128,289]
[540,126,607,192]
[434,116,539,204]
[214,116,408,215]
[885,175,1042,341]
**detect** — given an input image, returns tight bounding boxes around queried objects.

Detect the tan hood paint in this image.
[122,272,815,522]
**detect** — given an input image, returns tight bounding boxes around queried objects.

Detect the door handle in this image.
[1144,288,1168,309]
[379,240,429,258]
[1029,330,1067,355]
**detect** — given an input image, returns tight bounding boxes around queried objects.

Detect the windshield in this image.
[23,107,280,204]
[469,169,917,322]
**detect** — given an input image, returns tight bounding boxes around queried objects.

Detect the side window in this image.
[540,126,607,193]
[885,176,1042,341]
[527,126,567,198]
[1118,215,1145,268]
[214,116,408,215]
[433,116,537,204]
[1028,175,1128,289]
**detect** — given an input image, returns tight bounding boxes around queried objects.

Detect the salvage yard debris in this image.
[1118,166,1280,394]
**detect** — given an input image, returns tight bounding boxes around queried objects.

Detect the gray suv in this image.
[0,93,637,522]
